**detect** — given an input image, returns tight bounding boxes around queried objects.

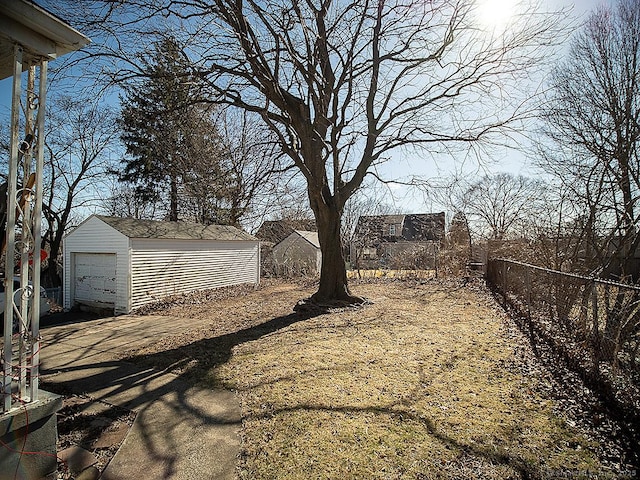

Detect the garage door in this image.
[74,253,117,307]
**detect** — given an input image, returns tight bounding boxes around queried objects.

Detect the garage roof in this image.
[95,215,257,242]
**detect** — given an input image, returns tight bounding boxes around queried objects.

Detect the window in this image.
[363,247,376,259]
[389,224,396,236]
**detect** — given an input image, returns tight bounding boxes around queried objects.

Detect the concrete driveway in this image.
[40,312,241,479]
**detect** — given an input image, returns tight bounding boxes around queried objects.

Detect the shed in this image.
[255,219,316,245]
[272,230,321,276]
[63,215,260,314]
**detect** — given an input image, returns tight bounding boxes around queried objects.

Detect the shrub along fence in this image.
[487,259,640,432]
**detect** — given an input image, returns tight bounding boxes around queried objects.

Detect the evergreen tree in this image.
[119,36,228,222]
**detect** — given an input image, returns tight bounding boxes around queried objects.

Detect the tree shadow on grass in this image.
[251,402,542,479]
[128,310,321,382]
[229,353,555,479]
[40,303,591,479]
[40,309,319,478]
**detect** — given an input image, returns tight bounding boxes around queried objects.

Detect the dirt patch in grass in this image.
[127,278,632,479]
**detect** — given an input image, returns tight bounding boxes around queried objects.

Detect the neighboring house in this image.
[351,213,445,269]
[255,219,317,276]
[272,230,322,276]
[63,215,260,314]
[255,219,317,245]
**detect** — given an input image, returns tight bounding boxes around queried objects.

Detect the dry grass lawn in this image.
[346,269,435,279]
[131,279,605,479]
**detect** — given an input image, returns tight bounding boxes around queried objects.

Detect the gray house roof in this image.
[94,215,257,242]
[354,213,445,244]
[380,215,405,226]
[255,219,316,244]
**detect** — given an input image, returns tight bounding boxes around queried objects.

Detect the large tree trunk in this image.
[41,263,62,288]
[307,185,364,306]
[40,206,68,288]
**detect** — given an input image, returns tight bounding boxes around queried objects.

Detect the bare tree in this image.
[40,96,120,287]
[463,173,543,241]
[428,172,542,242]
[49,0,564,305]
[534,0,640,361]
[102,182,162,220]
[539,0,640,280]
[520,182,596,273]
[214,109,289,227]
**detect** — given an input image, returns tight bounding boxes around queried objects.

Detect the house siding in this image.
[351,213,445,269]
[129,238,259,310]
[272,233,321,275]
[63,216,129,314]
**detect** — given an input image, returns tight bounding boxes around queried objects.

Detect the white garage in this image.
[63,215,260,314]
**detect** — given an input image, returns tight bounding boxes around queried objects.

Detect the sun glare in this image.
[477,0,516,30]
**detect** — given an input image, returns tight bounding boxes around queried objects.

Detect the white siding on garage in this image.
[65,215,260,314]
[63,216,129,314]
[129,238,259,310]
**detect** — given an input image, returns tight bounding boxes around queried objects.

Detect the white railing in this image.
[2,45,47,414]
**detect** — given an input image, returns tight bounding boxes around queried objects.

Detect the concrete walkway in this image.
[40,313,241,479]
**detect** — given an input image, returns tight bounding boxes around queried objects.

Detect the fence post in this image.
[525,266,532,319]
[433,242,438,279]
[591,281,600,374]
[502,260,507,296]
[488,258,640,422]
[525,265,536,353]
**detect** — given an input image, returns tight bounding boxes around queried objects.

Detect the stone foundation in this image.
[0,391,62,480]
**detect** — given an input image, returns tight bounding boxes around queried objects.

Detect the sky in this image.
[0,0,613,218]
[381,0,610,212]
